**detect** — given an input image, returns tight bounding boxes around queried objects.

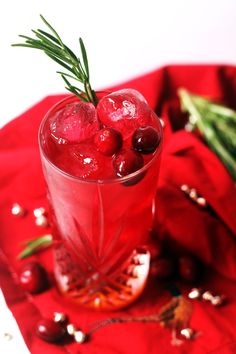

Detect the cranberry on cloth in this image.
[1,65,236,354]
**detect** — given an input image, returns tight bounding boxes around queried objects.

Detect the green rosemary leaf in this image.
[194,96,236,122]
[79,37,89,79]
[12,43,40,48]
[39,15,79,67]
[32,30,63,53]
[61,73,73,87]
[61,75,88,101]
[18,234,53,259]
[37,29,77,66]
[13,15,98,104]
[18,248,35,259]
[18,34,35,41]
[37,29,61,45]
[44,51,75,73]
[91,89,98,106]
[40,14,64,47]
[27,38,69,62]
[18,240,52,259]
[16,38,57,54]
[63,45,79,64]
[71,65,85,83]
[57,71,82,81]
[178,89,236,181]
[24,234,53,247]
[84,80,90,101]
[214,120,236,155]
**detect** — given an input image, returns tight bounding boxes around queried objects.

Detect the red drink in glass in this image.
[39,93,163,310]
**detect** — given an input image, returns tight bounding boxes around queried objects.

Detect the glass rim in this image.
[38,94,163,185]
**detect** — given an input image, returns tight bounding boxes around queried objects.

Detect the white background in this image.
[0,0,236,353]
[1,0,236,128]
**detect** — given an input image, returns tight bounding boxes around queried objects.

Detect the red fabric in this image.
[1,65,236,354]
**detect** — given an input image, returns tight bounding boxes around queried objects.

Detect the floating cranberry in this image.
[19,261,48,294]
[150,256,175,280]
[132,126,161,154]
[113,149,144,178]
[36,318,66,343]
[178,255,200,282]
[94,127,122,156]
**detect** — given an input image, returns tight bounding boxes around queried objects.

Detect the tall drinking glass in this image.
[39,95,163,310]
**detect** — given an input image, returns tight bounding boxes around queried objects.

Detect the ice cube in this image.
[97,89,151,139]
[50,101,100,144]
[55,142,113,180]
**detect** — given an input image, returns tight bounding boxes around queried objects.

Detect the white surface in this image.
[0,290,30,354]
[1,0,236,128]
[1,1,236,353]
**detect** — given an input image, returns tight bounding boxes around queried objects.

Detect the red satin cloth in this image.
[1,65,236,354]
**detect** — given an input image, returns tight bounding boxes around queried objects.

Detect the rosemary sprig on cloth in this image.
[178,89,236,180]
[18,234,53,259]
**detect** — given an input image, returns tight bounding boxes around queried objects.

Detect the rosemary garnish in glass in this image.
[12,15,97,105]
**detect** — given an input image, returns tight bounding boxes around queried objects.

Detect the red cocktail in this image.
[13,15,163,310]
[39,90,163,310]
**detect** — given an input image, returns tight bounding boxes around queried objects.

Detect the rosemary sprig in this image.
[12,15,97,105]
[18,234,53,259]
[178,89,236,181]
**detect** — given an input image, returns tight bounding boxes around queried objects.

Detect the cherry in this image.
[150,256,175,280]
[113,149,144,178]
[19,261,48,294]
[94,127,122,156]
[178,255,200,282]
[132,126,161,154]
[36,318,66,343]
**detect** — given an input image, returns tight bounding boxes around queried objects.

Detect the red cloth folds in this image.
[1,65,236,353]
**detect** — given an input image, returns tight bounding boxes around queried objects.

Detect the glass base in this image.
[54,245,150,310]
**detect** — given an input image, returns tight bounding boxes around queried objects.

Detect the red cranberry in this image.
[94,127,122,156]
[178,255,200,282]
[19,261,48,294]
[122,170,146,186]
[150,256,175,279]
[132,126,161,154]
[36,318,66,343]
[113,149,144,178]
